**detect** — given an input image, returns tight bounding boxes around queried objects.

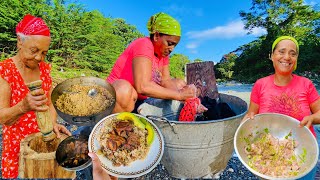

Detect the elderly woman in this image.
[0,14,71,178]
[243,36,320,179]
[107,12,198,113]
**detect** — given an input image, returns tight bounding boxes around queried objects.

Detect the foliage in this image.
[1,0,319,83]
[215,53,237,80]
[230,0,320,83]
[169,54,191,78]
[0,0,143,78]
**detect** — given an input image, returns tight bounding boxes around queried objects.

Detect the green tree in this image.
[215,53,237,80]
[233,0,320,82]
[169,54,191,78]
[112,18,144,47]
[0,0,51,58]
[0,0,144,78]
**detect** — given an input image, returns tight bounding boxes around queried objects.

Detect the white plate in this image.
[88,113,164,178]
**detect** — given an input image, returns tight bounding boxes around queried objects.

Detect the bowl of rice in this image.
[51,76,116,126]
[234,113,319,180]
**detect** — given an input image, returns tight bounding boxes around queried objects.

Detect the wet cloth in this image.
[0,59,52,178]
[147,12,181,36]
[179,98,201,122]
[16,14,50,36]
[107,37,169,100]
[251,74,319,136]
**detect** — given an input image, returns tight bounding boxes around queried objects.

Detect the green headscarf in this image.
[147,12,181,36]
[272,36,299,70]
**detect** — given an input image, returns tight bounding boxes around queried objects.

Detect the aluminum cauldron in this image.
[138,93,248,178]
[51,76,116,126]
[234,113,319,180]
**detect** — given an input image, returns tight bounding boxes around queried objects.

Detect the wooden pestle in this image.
[26,80,56,141]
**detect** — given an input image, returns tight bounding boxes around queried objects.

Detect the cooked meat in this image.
[127,133,140,148]
[99,118,149,166]
[107,139,118,151]
[245,132,302,178]
[123,143,135,151]
[61,140,89,168]
[108,134,126,147]
[66,141,75,154]
[119,131,128,138]
[115,121,134,135]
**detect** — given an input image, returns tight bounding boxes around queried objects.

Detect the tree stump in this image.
[185,61,219,100]
[18,132,76,179]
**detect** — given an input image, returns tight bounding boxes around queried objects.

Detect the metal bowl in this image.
[51,76,116,126]
[234,113,319,179]
[56,134,92,171]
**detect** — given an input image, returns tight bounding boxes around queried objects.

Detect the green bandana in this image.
[147,12,181,36]
[272,36,299,70]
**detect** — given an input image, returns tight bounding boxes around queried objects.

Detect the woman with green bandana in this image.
[107,12,197,113]
[243,36,320,179]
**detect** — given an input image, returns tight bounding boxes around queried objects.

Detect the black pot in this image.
[55,134,91,171]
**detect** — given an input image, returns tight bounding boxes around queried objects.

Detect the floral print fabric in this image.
[0,58,52,178]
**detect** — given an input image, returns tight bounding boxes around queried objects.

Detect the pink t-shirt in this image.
[251,74,319,136]
[107,37,169,100]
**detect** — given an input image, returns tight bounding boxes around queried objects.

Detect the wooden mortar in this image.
[18,132,76,178]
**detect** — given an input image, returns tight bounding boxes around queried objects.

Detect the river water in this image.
[218,82,320,94]
[217,82,254,92]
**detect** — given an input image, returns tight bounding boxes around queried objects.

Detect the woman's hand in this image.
[53,123,71,138]
[173,78,186,90]
[197,103,208,113]
[88,152,115,180]
[20,89,49,113]
[162,78,186,90]
[300,115,314,128]
[178,84,197,100]
[241,102,259,124]
[5,89,50,126]
[241,112,255,124]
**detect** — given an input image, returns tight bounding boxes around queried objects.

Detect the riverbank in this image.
[220,90,250,105]
[218,83,252,105]
[0,87,319,179]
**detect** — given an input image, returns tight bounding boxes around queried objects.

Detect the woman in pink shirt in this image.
[243,36,320,179]
[107,12,197,113]
[244,36,320,133]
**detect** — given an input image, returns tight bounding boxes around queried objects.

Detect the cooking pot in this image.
[56,134,91,171]
[138,94,248,178]
[51,76,116,126]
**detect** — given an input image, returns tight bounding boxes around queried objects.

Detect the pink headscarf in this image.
[16,14,50,36]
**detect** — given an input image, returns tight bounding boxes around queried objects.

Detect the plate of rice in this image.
[89,113,164,178]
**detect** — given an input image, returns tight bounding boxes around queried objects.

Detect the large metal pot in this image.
[51,76,116,126]
[138,93,248,179]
